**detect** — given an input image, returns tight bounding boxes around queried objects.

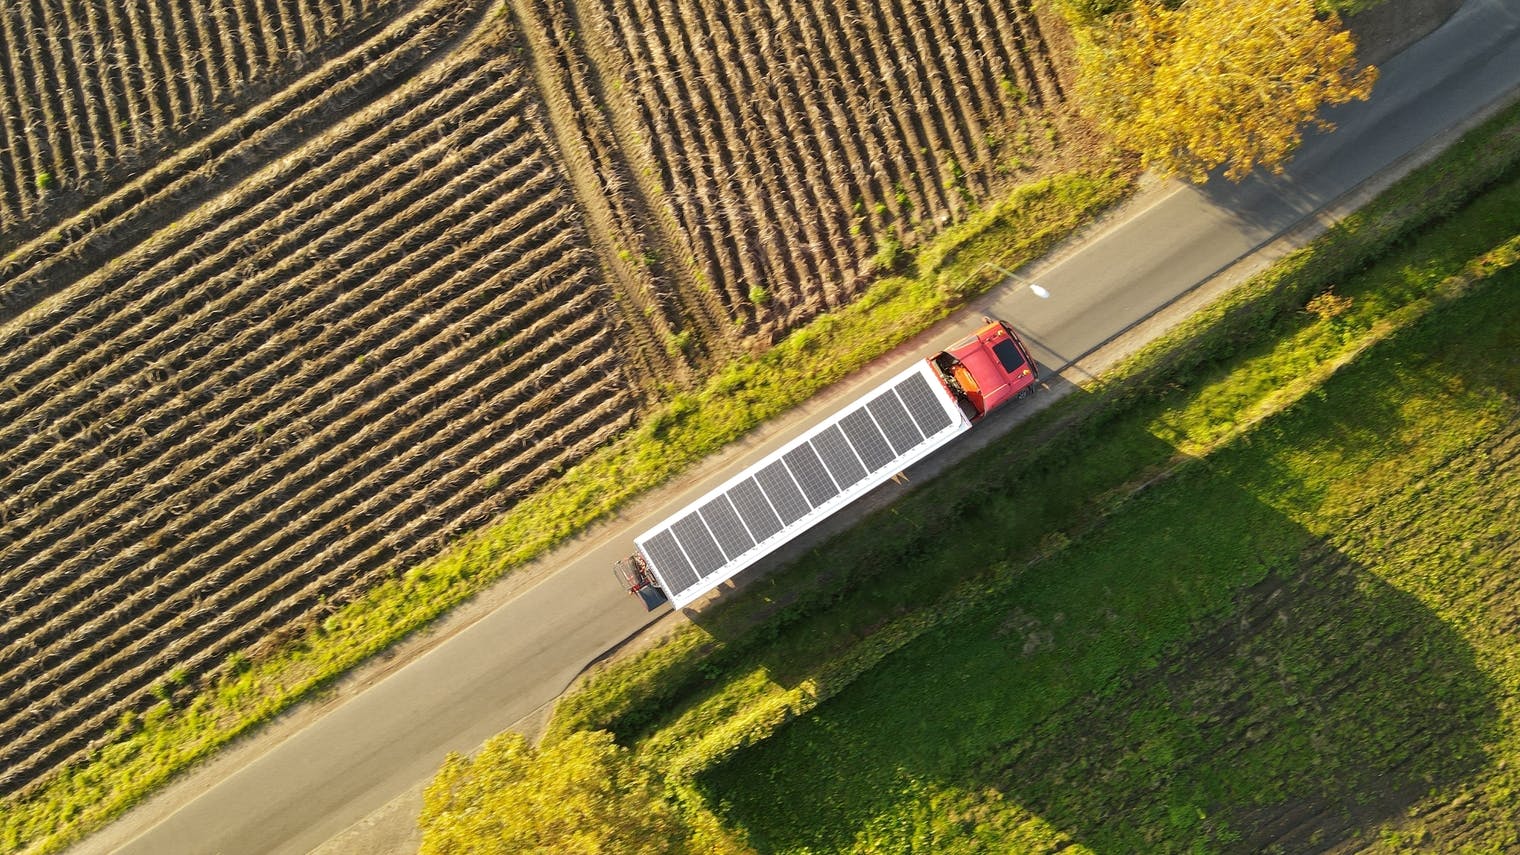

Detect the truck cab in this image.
[930,318,1038,421]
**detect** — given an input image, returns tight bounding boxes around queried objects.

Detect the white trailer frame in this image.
[636,360,971,608]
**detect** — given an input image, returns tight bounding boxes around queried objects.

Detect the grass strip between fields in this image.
[0,169,1128,852]
[525,97,1520,851]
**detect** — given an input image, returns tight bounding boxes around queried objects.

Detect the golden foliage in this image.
[1077,0,1378,181]
[1306,290,1354,319]
[418,730,700,854]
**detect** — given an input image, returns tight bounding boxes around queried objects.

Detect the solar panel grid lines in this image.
[755,460,812,525]
[895,372,953,435]
[839,407,896,471]
[700,494,755,560]
[784,443,840,507]
[812,424,867,490]
[728,477,784,542]
[866,389,925,455]
[671,513,726,576]
[636,361,972,608]
[642,528,699,592]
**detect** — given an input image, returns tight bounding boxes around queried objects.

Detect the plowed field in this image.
[0,11,645,798]
[0,0,406,247]
[0,0,1089,807]
[532,0,1084,335]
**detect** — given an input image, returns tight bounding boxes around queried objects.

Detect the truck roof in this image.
[944,322,1037,417]
[636,360,971,609]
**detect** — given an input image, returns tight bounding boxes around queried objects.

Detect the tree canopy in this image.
[1076,0,1378,181]
[418,730,699,854]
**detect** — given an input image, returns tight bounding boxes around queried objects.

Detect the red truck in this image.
[620,317,1038,610]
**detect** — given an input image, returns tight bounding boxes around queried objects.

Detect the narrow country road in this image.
[75,1,1520,852]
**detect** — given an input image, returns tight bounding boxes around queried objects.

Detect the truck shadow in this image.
[691,469,1501,853]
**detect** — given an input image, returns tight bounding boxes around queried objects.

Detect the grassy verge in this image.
[0,168,1127,854]
[538,99,1520,845]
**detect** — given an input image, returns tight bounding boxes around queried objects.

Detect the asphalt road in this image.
[77,1,1520,852]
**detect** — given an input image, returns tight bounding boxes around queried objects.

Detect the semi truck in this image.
[616,317,1039,610]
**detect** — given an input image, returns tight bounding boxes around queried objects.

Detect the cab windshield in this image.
[991,338,1027,373]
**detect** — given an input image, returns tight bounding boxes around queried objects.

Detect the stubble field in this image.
[0,0,1094,827]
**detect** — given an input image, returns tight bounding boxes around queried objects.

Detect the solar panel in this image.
[701,494,754,559]
[813,424,866,489]
[755,459,811,525]
[636,360,972,608]
[671,512,726,577]
[642,528,699,592]
[840,408,895,472]
[784,443,839,507]
[896,372,952,435]
[728,477,783,542]
[866,389,924,454]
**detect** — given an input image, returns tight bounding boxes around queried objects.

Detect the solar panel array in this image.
[637,361,970,607]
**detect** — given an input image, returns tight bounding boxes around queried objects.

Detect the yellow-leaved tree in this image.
[418,729,749,855]
[1076,0,1378,181]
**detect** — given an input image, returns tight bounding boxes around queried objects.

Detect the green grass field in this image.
[694,163,1520,853]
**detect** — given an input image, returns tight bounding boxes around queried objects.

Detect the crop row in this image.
[0,0,476,317]
[583,0,1066,330]
[515,0,736,356]
[0,24,638,797]
[0,0,405,241]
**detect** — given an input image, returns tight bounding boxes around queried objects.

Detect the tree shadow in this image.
[966,541,1501,853]
[682,275,1517,851]
[694,474,1502,853]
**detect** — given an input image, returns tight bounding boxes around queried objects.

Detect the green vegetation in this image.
[706,259,1520,851]
[419,730,746,854]
[871,235,905,273]
[0,169,1126,854]
[535,100,1520,851]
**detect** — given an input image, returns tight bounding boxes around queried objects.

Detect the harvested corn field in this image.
[0,0,409,245]
[0,16,642,798]
[531,0,1087,335]
[0,0,1093,819]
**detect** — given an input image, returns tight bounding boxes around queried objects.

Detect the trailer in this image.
[620,317,1038,610]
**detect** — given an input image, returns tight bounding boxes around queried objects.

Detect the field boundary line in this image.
[501,0,690,394]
